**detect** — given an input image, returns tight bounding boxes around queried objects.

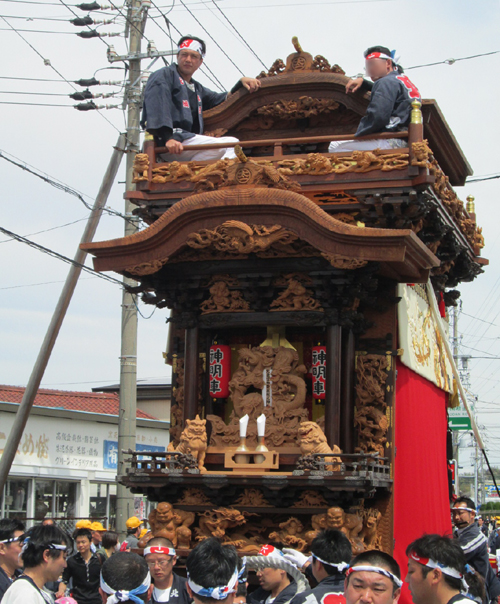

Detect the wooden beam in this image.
[325,324,342,449]
[154,131,407,154]
[340,328,355,453]
[183,324,199,425]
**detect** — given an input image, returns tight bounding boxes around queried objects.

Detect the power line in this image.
[146,5,225,90]
[178,0,244,76]
[467,174,500,183]
[0,25,122,33]
[0,276,97,289]
[152,0,397,8]
[0,15,125,136]
[0,149,133,224]
[0,100,74,105]
[0,74,125,84]
[407,50,500,71]
[208,0,267,70]
[461,312,498,328]
[0,225,126,288]
[0,89,121,96]
[0,216,90,244]
[57,0,113,48]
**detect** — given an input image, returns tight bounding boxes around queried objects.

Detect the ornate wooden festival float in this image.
[83,40,486,577]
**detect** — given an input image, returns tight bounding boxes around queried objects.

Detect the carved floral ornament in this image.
[411,140,484,253]
[145,150,410,188]
[257,37,346,78]
[182,221,369,270]
[142,499,383,554]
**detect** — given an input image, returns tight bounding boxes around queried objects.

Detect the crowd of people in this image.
[1,497,500,604]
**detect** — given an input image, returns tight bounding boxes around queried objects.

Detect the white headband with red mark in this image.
[364,50,401,66]
[409,552,468,591]
[143,546,176,557]
[346,565,403,588]
[178,39,204,57]
[365,52,393,62]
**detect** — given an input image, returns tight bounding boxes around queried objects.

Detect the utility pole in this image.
[0,135,126,495]
[115,0,146,535]
[474,437,479,505]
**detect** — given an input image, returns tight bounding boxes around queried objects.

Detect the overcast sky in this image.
[1,0,499,470]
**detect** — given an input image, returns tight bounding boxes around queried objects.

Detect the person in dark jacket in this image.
[185,538,239,604]
[288,530,351,604]
[247,545,297,604]
[452,497,500,603]
[141,35,260,162]
[143,537,191,604]
[489,527,500,556]
[100,552,153,604]
[329,45,420,153]
[0,518,25,600]
[57,528,104,604]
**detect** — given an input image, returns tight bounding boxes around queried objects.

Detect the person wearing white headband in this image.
[247,545,297,604]
[143,537,190,604]
[405,534,472,604]
[99,552,153,604]
[0,518,25,601]
[328,44,420,154]
[141,35,261,163]
[344,550,402,604]
[185,537,240,604]
[451,497,500,602]
[287,529,352,604]
[2,524,70,604]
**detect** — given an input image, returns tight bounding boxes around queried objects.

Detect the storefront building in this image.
[0,385,170,529]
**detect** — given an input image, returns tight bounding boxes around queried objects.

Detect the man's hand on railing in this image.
[240,77,261,93]
[165,139,184,155]
[346,77,364,94]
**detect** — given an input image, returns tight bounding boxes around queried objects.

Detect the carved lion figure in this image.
[298,421,342,471]
[132,153,149,182]
[167,415,207,472]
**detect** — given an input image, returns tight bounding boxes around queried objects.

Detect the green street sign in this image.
[449,404,472,431]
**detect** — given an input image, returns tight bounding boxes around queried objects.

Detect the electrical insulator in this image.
[74,77,100,87]
[77,29,99,38]
[147,40,157,55]
[69,89,93,100]
[70,16,93,25]
[74,101,98,111]
[140,71,151,86]
[76,1,101,10]
[107,45,118,61]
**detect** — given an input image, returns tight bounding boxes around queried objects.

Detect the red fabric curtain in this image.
[393,361,452,604]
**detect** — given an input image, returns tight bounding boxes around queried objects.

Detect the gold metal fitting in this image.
[410,99,423,125]
[466,195,475,214]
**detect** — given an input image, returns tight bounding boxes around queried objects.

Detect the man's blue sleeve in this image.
[200,84,228,110]
[141,69,174,131]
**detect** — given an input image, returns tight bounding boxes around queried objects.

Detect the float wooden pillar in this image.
[183,324,199,425]
[325,324,342,448]
[340,328,355,453]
